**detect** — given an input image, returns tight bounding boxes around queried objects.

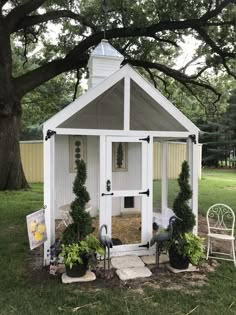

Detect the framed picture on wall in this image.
[112,142,128,172]
[69,135,87,173]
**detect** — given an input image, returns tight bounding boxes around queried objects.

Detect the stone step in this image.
[116,266,152,281]
[61,270,96,284]
[111,255,144,269]
[141,254,169,265]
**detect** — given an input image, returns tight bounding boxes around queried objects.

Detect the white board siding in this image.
[55,136,99,218]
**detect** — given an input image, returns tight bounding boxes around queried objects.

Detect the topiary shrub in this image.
[62,159,93,245]
[172,160,196,236]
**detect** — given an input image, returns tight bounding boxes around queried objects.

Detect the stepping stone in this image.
[61,270,96,283]
[111,256,144,269]
[167,264,199,274]
[116,267,152,281]
[141,254,169,265]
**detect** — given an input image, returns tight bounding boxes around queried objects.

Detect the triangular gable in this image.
[43,64,199,134]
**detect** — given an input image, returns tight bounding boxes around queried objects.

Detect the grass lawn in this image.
[0,170,236,314]
[153,168,236,216]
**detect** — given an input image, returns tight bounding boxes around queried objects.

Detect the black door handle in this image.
[139,189,150,197]
[102,192,114,196]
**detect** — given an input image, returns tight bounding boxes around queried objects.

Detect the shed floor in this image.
[56,212,160,245]
[92,215,142,245]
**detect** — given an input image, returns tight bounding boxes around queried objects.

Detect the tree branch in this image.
[0,0,8,9]
[13,0,235,98]
[199,0,236,22]
[7,0,46,30]
[15,54,88,98]
[195,27,236,78]
[125,58,221,100]
[12,10,97,32]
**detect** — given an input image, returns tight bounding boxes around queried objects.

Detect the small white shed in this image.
[43,40,199,265]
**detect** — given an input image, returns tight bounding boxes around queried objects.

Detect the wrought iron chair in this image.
[206,203,236,266]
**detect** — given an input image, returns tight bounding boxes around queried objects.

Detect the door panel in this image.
[101,136,151,252]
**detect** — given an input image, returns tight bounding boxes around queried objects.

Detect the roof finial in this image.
[102,0,108,39]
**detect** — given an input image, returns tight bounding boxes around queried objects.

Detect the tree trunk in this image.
[0,112,29,190]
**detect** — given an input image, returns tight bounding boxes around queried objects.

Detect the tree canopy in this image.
[0,0,236,189]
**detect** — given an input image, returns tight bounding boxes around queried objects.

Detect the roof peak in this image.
[91,39,124,59]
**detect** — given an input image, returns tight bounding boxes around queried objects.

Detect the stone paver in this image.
[116,266,152,281]
[167,264,198,273]
[61,270,96,283]
[111,255,144,269]
[141,254,169,265]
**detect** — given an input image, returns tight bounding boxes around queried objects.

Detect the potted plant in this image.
[169,160,204,269]
[60,159,103,277]
[60,235,104,277]
[169,232,205,269]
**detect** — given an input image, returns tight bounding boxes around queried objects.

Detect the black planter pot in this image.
[66,263,87,277]
[65,254,89,278]
[169,245,189,270]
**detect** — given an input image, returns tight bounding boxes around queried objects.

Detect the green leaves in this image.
[172,161,196,235]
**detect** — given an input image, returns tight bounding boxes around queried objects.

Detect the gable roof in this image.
[43,64,199,134]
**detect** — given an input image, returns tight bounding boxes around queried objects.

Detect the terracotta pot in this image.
[169,245,189,270]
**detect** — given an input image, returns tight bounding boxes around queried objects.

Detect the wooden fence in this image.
[20,141,202,183]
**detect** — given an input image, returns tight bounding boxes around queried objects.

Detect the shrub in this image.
[62,159,93,244]
[172,160,196,236]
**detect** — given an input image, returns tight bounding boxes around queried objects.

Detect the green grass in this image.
[153,168,236,215]
[1,170,236,314]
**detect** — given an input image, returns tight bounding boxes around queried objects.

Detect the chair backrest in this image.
[206,203,235,236]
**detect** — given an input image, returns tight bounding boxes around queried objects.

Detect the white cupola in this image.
[87,39,124,89]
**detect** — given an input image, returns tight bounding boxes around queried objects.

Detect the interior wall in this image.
[55,135,99,218]
[112,142,142,215]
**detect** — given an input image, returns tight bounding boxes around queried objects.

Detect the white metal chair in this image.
[206,203,236,266]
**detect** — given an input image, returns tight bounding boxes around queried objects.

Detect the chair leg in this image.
[207,237,210,260]
[231,240,236,267]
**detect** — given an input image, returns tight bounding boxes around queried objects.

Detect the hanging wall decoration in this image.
[112,142,128,171]
[69,135,87,173]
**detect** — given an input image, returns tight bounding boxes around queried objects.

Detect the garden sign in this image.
[26,208,47,250]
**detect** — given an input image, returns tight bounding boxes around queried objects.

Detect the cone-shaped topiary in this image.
[62,159,93,245]
[172,160,196,236]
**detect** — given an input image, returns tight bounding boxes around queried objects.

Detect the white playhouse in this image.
[43,40,199,265]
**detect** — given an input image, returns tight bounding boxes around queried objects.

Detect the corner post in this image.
[187,135,198,235]
[43,128,56,265]
[161,141,168,217]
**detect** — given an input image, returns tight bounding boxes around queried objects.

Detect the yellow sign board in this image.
[26,208,47,250]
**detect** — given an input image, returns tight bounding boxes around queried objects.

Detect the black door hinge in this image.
[139,136,150,143]
[139,242,150,249]
[139,189,150,197]
[189,134,196,144]
[45,129,56,141]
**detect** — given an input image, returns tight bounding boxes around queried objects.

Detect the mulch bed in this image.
[26,214,231,291]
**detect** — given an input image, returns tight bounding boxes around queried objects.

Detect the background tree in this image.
[0,0,236,190]
[199,90,236,168]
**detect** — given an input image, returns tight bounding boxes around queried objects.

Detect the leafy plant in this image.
[175,233,205,266]
[60,235,104,269]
